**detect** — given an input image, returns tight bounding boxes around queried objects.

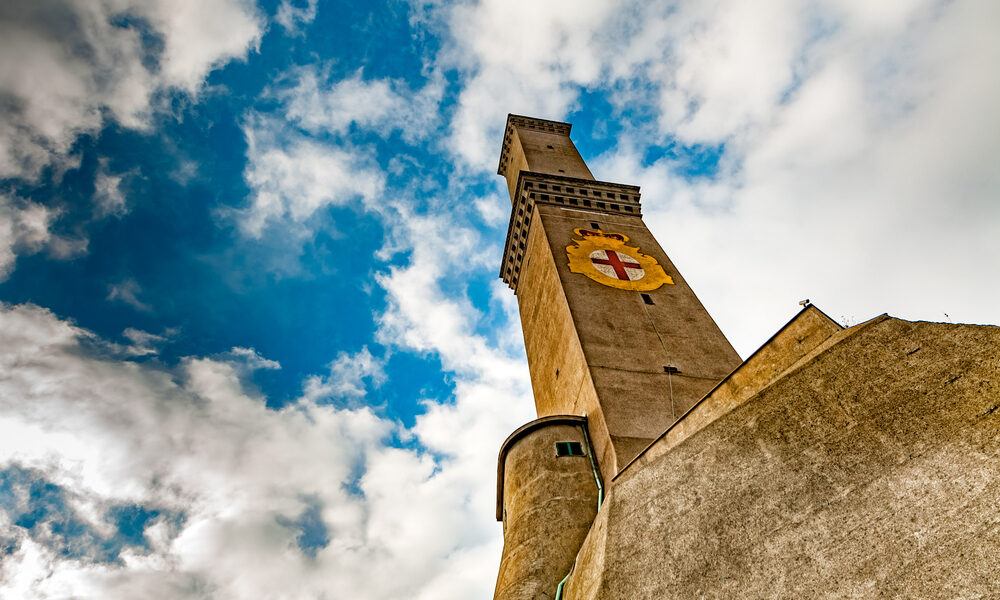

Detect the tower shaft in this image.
[498,115,741,480]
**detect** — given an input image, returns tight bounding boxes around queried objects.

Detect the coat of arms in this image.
[566,229,673,291]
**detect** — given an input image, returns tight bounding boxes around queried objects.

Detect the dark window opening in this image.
[555,441,585,457]
[590,222,600,229]
[546,144,554,149]
[558,169,565,173]
[641,293,654,305]
[663,365,681,374]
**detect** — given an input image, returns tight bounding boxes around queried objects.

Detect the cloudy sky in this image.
[0,0,997,597]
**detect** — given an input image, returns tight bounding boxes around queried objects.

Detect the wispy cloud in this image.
[92,159,130,219]
[0,195,55,280]
[280,67,444,144]
[122,327,172,356]
[302,347,386,403]
[107,279,152,313]
[236,114,385,237]
[275,0,319,35]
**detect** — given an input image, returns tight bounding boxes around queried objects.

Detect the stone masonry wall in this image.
[563,317,1000,599]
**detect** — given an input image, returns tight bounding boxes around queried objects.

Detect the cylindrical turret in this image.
[494,415,600,600]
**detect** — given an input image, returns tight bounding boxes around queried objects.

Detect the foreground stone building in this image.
[492,114,1000,599]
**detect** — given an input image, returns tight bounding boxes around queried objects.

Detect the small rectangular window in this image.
[663,366,681,374]
[555,441,585,457]
[641,293,654,305]
[590,222,600,229]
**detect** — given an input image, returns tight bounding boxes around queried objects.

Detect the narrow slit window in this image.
[641,293,654,305]
[555,441,585,457]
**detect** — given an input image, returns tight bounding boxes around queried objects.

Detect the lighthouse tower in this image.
[493,115,741,600]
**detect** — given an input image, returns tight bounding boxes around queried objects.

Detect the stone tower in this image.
[493,114,741,600]
[497,114,741,480]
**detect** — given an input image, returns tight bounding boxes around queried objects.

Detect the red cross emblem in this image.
[589,249,644,281]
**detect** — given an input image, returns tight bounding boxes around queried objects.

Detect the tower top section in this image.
[496,114,595,200]
[495,115,642,291]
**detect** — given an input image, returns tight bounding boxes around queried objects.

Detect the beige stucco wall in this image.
[620,304,845,476]
[516,207,617,476]
[494,420,599,600]
[535,205,741,477]
[563,317,1000,599]
[501,126,594,198]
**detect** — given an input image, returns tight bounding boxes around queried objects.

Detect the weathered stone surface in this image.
[619,304,846,475]
[499,116,593,199]
[495,418,599,600]
[563,317,1000,599]
[504,114,741,482]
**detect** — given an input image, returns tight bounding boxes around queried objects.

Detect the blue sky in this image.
[0,0,998,597]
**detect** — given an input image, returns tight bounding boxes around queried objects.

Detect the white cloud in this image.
[122,327,170,356]
[280,67,444,144]
[0,0,263,182]
[0,193,86,280]
[0,301,525,599]
[92,160,129,218]
[375,206,519,379]
[107,279,153,313]
[275,0,318,34]
[227,346,282,371]
[0,194,55,279]
[237,115,385,237]
[0,0,262,284]
[442,0,617,166]
[302,347,385,403]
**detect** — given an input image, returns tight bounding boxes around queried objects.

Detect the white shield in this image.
[589,249,645,281]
